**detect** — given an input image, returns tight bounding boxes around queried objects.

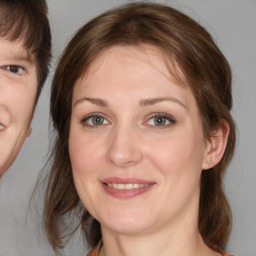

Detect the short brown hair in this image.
[0,0,52,102]
[44,2,235,252]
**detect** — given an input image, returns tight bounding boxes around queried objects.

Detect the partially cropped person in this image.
[0,0,51,176]
[43,3,235,256]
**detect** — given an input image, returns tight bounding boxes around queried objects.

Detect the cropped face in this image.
[0,38,37,176]
[69,45,213,236]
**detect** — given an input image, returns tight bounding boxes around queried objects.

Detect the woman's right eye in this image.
[82,115,110,127]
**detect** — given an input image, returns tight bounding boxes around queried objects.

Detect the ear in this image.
[26,127,32,138]
[202,120,230,170]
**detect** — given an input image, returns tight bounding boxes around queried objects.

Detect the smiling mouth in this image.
[105,183,150,190]
[102,181,154,199]
[0,124,5,131]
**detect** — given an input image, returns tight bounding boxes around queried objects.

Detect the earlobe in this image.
[202,120,230,170]
[26,128,32,138]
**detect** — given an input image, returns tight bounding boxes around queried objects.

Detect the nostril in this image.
[107,128,143,167]
[0,105,11,128]
[108,150,143,167]
[0,124,5,130]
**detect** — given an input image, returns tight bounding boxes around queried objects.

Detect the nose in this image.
[106,124,143,167]
[0,105,11,128]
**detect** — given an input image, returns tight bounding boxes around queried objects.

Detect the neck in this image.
[100,218,219,256]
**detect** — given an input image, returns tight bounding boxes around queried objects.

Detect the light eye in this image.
[82,115,109,127]
[2,65,25,74]
[147,114,175,127]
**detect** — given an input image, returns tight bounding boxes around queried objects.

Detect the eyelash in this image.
[81,112,176,128]
[1,65,25,75]
[81,113,110,128]
[145,113,176,128]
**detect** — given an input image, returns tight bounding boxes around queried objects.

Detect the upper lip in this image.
[100,177,155,185]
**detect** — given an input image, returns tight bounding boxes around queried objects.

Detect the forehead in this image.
[81,44,188,89]
[0,37,34,62]
[84,45,169,81]
[78,45,188,93]
[73,45,196,108]
[0,38,34,63]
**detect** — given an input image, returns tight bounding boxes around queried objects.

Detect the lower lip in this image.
[102,183,154,199]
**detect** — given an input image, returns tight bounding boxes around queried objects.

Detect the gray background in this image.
[0,0,255,255]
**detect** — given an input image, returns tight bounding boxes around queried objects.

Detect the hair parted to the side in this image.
[0,0,52,102]
[44,2,235,253]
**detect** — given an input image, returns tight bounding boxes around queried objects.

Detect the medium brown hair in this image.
[0,0,52,102]
[44,2,235,253]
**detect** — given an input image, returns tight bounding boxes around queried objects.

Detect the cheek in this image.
[69,129,105,175]
[1,87,35,121]
[69,130,105,214]
[146,134,205,214]
[145,132,205,178]
[11,89,36,125]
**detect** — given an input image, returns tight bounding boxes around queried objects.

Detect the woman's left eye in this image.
[146,114,176,127]
[1,65,25,74]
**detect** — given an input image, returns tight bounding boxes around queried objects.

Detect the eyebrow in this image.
[3,48,34,65]
[11,53,33,64]
[74,97,187,109]
[74,97,108,107]
[139,97,187,109]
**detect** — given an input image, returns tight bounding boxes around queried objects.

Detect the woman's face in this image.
[69,45,212,236]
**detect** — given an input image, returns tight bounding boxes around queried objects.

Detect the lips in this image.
[0,124,5,131]
[101,177,155,199]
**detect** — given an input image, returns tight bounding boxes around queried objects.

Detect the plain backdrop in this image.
[0,0,255,255]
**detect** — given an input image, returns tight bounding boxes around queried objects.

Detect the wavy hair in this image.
[43,2,235,253]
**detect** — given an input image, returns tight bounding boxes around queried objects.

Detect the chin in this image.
[99,210,157,235]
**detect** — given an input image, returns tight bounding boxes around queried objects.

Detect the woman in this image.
[44,3,235,256]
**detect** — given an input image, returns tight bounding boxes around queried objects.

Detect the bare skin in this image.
[70,45,229,256]
[0,39,37,176]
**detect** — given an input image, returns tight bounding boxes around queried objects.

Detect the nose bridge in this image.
[107,121,143,167]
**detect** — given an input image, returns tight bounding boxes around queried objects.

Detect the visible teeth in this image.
[107,183,149,189]
[0,124,5,131]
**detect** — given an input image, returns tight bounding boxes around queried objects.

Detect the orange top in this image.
[87,244,100,256]
[87,245,233,256]
[222,251,234,256]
